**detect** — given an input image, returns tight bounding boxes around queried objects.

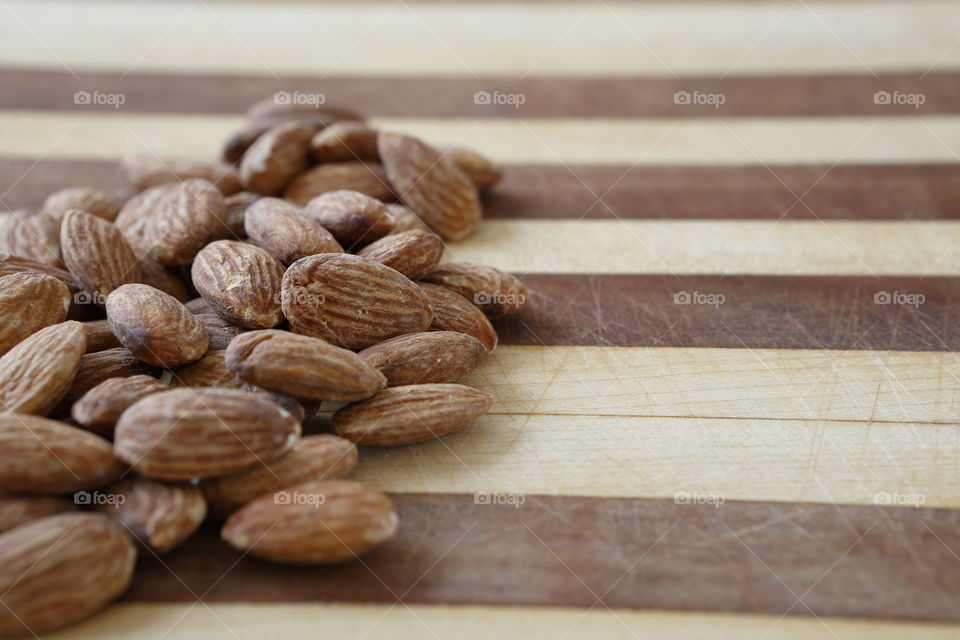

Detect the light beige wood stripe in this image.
[51,603,960,639]
[4,113,960,165]
[2,1,959,76]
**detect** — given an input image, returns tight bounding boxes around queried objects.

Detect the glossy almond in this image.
[0,211,63,268]
[55,347,158,415]
[143,179,231,266]
[357,230,443,280]
[422,261,528,317]
[114,388,301,481]
[311,121,380,162]
[61,209,140,303]
[71,374,167,436]
[191,240,285,329]
[0,321,85,416]
[106,284,208,367]
[0,272,71,356]
[359,331,486,386]
[202,435,358,517]
[96,477,206,553]
[419,282,498,353]
[379,132,481,240]
[0,513,136,638]
[284,162,393,205]
[282,253,433,349]
[194,313,247,350]
[241,121,317,195]
[120,153,242,195]
[244,197,342,264]
[172,350,243,388]
[0,495,75,535]
[0,414,124,493]
[222,480,397,564]
[226,330,386,400]
[42,186,121,222]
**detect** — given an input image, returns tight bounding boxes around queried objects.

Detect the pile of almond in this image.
[0,96,526,638]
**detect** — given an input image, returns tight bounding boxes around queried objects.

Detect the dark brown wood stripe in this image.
[497,274,960,351]
[1,70,958,116]
[125,493,960,622]
[4,158,960,221]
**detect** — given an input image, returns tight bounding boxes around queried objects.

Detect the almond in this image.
[55,347,158,415]
[0,211,63,268]
[106,284,208,367]
[172,350,243,389]
[95,477,206,553]
[386,204,430,234]
[194,313,247,350]
[114,388,301,481]
[302,189,393,248]
[224,191,261,237]
[191,240,285,329]
[240,121,317,195]
[0,272,71,356]
[0,414,124,493]
[244,197,342,264]
[333,383,492,446]
[359,331,487,386]
[184,296,215,315]
[0,321,85,416]
[222,479,397,565]
[311,121,380,162]
[115,182,177,253]
[71,375,168,436]
[357,229,443,280]
[225,330,386,400]
[142,179,231,266]
[284,162,393,205]
[61,209,140,303]
[0,513,136,638]
[82,319,122,352]
[422,261,528,317]
[379,132,481,240]
[282,253,433,349]
[202,435,358,517]
[418,282,498,353]
[0,252,77,290]
[246,97,364,124]
[0,495,75,535]
[42,186,121,222]
[222,125,265,165]
[120,154,242,195]
[442,145,503,190]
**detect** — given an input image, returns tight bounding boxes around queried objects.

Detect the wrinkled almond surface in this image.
[359,331,487,386]
[143,179,231,266]
[284,162,393,205]
[0,321,86,416]
[422,261,528,318]
[302,189,393,248]
[241,121,317,195]
[71,374,168,436]
[419,282,499,353]
[106,284,208,367]
[357,229,443,280]
[191,240,285,329]
[61,209,140,303]
[0,272,71,356]
[244,197,342,264]
[43,186,121,222]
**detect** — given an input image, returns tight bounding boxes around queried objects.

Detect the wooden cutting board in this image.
[2,1,960,638]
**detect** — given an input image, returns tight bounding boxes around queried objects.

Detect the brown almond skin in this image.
[143,179,231,266]
[82,319,122,352]
[115,183,178,254]
[106,284,209,367]
[222,480,397,565]
[442,145,504,190]
[282,253,433,350]
[96,477,206,554]
[0,252,78,290]
[0,211,63,268]
[61,209,140,303]
[357,230,444,280]
[184,296,215,315]
[226,330,386,400]
[0,272,71,356]
[302,189,393,248]
[359,331,487,386]
[120,153,242,195]
[244,197,343,264]
[191,240,285,329]
[71,375,168,436]
[55,347,159,415]
[0,513,136,638]
[333,383,492,446]
[419,282,498,354]
[0,414,124,493]
[224,191,261,238]
[241,121,317,195]
[379,132,482,240]
[202,435,358,518]
[284,162,393,205]
[43,186,121,222]
[114,388,301,481]
[173,350,244,389]
[311,121,380,162]
[0,321,86,416]
[386,203,430,234]
[0,495,75,535]
[194,313,247,350]
[138,256,191,302]
[422,261,528,318]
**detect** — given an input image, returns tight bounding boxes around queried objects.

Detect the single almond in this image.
[55,347,158,415]
[359,331,487,386]
[244,197,343,264]
[282,253,433,349]
[115,183,178,254]
[0,495,75,535]
[284,162,393,205]
[422,261,528,317]
[379,132,481,240]
[442,145,504,190]
[0,321,86,416]
[120,154,242,195]
[95,477,206,554]
[173,350,244,389]
[222,479,397,565]
[0,211,63,268]
[61,209,140,303]
[71,375,168,436]
[194,313,247,350]
[0,414,124,493]
[240,121,317,195]
[42,186,121,222]
[142,179,231,266]
[418,282,499,353]
[114,388,301,481]
[311,121,380,162]
[357,229,444,280]
[333,383,492,445]
[81,319,122,352]
[302,189,393,248]
[191,240,285,329]
[0,272,71,356]
[202,435,358,517]
[0,513,136,638]
[225,330,386,400]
